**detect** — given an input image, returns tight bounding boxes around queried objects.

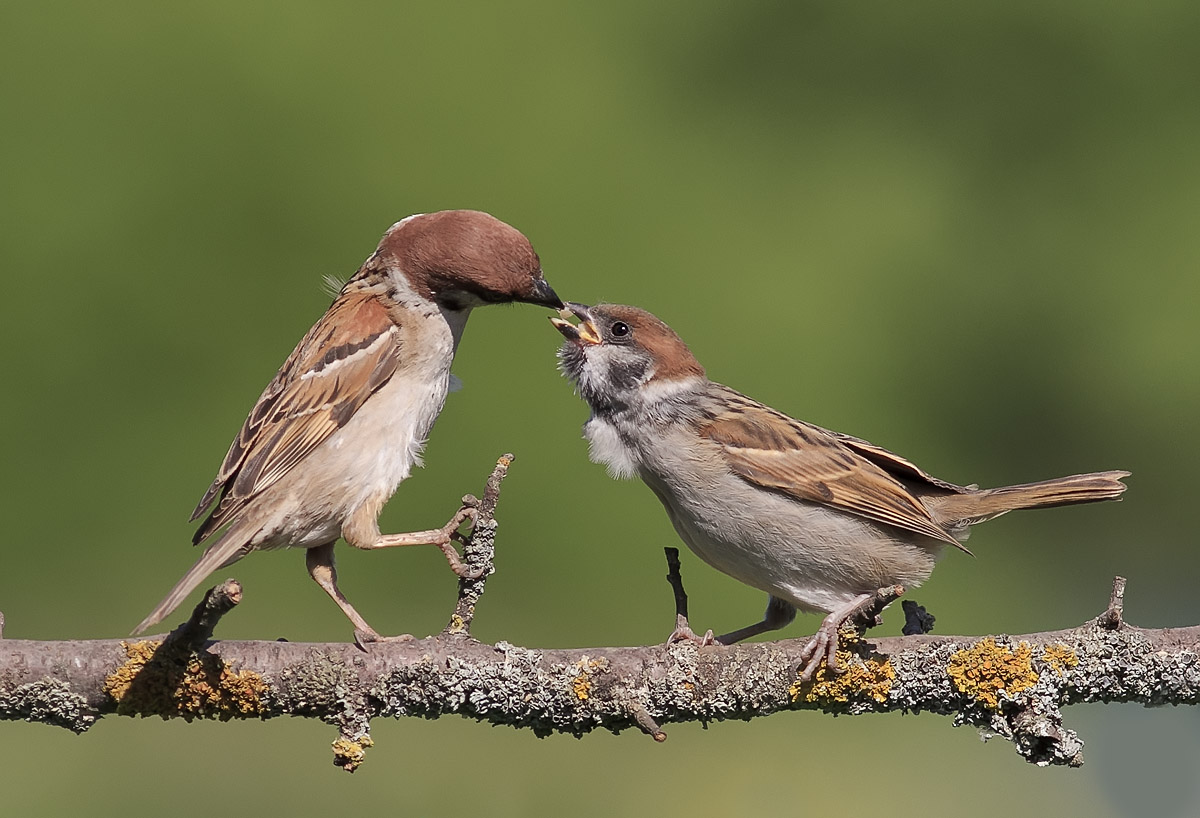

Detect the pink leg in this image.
[797,593,874,681]
[346,504,483,579]
[306,542,413,647]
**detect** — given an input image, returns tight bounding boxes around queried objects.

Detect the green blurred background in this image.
[3,2,1198,815]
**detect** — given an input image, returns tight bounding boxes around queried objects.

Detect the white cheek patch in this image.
[637,375,704,404]
[584,416,638,480]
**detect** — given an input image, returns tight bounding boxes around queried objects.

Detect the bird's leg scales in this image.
[796,592,875,680]
[353,628,415,650]
[352,504,483,578]
[433,502,483,578]
[307,543,414,646]
[717,596,797,645]
[796,587,902,680]
[797,620,842,681]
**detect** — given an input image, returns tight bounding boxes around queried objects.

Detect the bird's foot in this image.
[797,619,843,680]
[354,628,415,650]
[796,588,899,680]
[439,504,483,579]
[666,616,716,647]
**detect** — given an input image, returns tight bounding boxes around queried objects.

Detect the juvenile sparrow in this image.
[552,303,1129,679]
[135,210,563,641]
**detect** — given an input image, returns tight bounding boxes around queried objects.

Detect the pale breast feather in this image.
[584,415,639,479]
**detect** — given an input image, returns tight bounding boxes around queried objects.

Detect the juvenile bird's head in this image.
[552,303,705,414]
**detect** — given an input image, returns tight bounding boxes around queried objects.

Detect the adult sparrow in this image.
[134,210,563,641]
[552,303,1128,679]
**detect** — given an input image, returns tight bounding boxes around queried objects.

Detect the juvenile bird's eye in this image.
[610,321,630,338]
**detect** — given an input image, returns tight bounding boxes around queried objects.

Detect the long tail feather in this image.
[132,526,254,635]
[929,470,1130,527]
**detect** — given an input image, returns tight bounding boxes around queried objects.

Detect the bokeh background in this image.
[3,2,1199,815]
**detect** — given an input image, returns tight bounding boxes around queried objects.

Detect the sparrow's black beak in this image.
[550,302,602,345]
[522,277,565,310]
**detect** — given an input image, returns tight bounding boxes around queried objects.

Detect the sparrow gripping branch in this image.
[134,210,563,641]
[3,576,1200,771]
[551,302,1130,681]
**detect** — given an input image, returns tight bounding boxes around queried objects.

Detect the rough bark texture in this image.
[1,456,1194,772]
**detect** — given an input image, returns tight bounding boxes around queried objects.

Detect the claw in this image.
[452,561,488,581]
[797,625,842,681]
[666,622,717,647]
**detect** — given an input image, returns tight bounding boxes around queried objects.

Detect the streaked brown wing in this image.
[701,388,966,550]
[191,291,402,542]
[827,431,971,494]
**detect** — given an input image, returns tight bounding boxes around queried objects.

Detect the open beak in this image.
[550,302,602,345]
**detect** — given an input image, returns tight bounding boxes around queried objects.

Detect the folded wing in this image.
[191,291,403,543]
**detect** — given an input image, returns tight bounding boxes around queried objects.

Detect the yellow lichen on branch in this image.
[1042,643,1079,674]
[791,637,895,706]
[331,735,374,773]
[947,638,1038,709]
[103,639,268,720]
[571,656,607,701]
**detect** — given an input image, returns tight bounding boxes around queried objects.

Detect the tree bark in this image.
[2,456,1193,772]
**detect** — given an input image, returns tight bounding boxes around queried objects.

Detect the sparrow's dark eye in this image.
[610,321,631,338]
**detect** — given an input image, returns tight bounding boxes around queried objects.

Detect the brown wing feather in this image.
[701,389,967,550]
[191,291,402,543]
[829,432,971,494]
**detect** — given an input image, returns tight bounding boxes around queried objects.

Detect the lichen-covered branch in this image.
[4,573,1197,770]
[1,453,1195,772]
[0,582,1195,767]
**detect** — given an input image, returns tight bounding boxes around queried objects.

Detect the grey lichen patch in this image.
[694,645,794,718]
[1063,627,1200,705]
[274,649,373,754]
[637,643,796,727]
[640,643,703,716]
[885,640,961,714]
[371,643,620,738]
[0,677,95,733]
[968,692,1084,768]
[274,650,363,721]
[1009,699,1084,767]
[372,653,444,718]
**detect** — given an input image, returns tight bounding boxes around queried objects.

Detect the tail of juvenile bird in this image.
[132,525,254,635]
[927,470,1130,529]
